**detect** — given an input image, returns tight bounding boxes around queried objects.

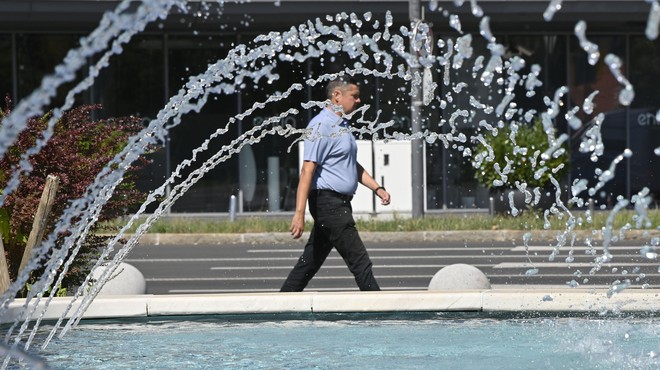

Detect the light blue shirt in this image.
[304,108,358,195]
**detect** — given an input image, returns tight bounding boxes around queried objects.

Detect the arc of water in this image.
[631,188,653,229]
[604,54,635,106]
[573,20,600,66]
[546,175,577,262]
[2,38,296,354]
[5,17,342,352]
[0,0,189,207]
[647,0,660,40]
[582,90,599,115]
[543,0,564,22]
[524,65,543,97]
[28,84,310,352]
[60,110,306,338]
[588,148,633,197]
[579,112,605,162]
[51,21,422,342]
[3,4,657,362]
[591,198,630,276]
[0,0,182,163]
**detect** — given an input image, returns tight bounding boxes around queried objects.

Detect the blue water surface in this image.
[39,314,659,370]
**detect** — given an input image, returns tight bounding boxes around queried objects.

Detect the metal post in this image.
[229,195,237,222]
[410,0,425,219]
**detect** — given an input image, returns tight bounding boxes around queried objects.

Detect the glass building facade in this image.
[0,1,657,213]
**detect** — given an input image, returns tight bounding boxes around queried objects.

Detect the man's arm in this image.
[290,160,317,239]
[356,162,391,205]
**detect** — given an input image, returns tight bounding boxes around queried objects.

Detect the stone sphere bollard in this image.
[428,264,491,290]
[89,262,146,295]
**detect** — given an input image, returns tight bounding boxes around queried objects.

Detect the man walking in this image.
[281,76,391,292]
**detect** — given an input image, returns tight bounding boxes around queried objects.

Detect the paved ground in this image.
[124,234,658,294]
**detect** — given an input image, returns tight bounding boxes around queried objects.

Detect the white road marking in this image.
[494,262,657,268]
[167,287,426,293]
[146,275,434,282]
[248,247,512,253]
[209,264,455,270]
[486,273,660,277]
[125,254,644,263]
[511,246,647,252]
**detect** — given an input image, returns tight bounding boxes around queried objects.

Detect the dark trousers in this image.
[280,190,380,292]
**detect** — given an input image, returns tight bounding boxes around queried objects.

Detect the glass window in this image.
[430,35,494,209]
[239,39,310,213]
[628,36,660,202]
[95,36,164,119]
[0,34,11,102]
[167,35,238,213]
[505,35,568,115]
[94,35,167,203]
[567,36,628,207]
[16,34,82,108]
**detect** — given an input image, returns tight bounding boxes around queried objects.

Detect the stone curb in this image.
[130,229,660,245]
[3,289,658,324]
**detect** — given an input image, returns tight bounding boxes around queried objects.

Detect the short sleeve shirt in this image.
[304,108,358,195]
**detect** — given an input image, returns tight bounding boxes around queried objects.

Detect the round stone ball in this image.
[89,262,147,295]
[428,264,491,290]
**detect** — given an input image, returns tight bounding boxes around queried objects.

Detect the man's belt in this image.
[314,189,353,202]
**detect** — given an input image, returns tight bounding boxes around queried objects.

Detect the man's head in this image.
[326,76,361,115]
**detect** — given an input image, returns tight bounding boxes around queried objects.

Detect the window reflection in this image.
[16,34,82,108]
[0,35,11,100]
[628,36,660,203]
[167,35,238,213]
[568,36,628,207]
[2,27,656,213]
[239,36,310,212]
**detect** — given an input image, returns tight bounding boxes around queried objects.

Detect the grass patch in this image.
[100,210,660,234]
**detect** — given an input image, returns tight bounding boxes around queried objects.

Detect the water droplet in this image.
[574,21,600,65]
[647,0,660,40]
[449,14,462,34]
[543,0,564,21]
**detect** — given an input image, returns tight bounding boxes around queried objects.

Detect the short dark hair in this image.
[325,76,359,99]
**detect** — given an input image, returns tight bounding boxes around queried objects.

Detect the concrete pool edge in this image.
[2,289,659,323]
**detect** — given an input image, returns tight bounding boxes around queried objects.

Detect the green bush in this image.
[471,119,569,190]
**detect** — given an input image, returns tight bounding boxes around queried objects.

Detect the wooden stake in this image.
[18,175,60,276]
[0,237,10,294]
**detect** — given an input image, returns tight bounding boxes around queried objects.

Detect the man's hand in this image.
[376,188,391,206]
[290,212,305,239]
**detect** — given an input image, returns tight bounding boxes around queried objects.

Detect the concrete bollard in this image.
[89,263,146,295]
[428,264,491,291]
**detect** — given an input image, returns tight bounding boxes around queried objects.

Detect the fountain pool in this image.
[38,314,660,369]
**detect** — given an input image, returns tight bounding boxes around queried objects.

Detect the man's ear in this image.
[332,89,341,103]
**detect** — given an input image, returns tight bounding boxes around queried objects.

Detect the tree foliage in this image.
[0,95,148,293]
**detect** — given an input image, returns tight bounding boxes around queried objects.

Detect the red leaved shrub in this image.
[0,95,149,293]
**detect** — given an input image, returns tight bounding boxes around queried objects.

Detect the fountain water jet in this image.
[0,0,657,367]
